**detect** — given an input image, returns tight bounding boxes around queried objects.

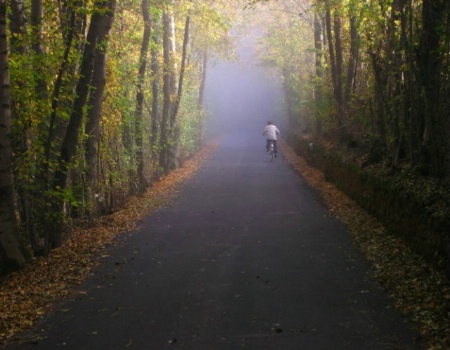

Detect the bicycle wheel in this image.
[269,143,275,161]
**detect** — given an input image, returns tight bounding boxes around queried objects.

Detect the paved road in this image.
[7,131,420,350]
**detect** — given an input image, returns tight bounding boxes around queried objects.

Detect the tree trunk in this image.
[325,1,345,137]
[159,10,172,173]
[333,14,345,134]
[47,0,86,169]
[369,50,387,149]
[46,5,78,168]
[313,13,323,136]
[31,0,47,95]
[85,0,116,213]
[345,15,358,106]
[167,4,178,99]
[134,0,151,192]
[9,0,27,54]
[325,6,336,96]
[416,0,448,177]
[150,16,161,159]
[51,0,114,246]
[8,0,44,255]
[55,0,109,192]
[168,14,190,171]
[198,50,208,110]
[325,6,340,133]
[0,1,27,272]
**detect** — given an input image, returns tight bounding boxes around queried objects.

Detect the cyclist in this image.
[262,121,280,157]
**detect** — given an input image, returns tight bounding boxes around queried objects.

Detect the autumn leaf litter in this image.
[1,138,448,349]
[0,141,218,347]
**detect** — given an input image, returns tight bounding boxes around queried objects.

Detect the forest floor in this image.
[0,138,448,350]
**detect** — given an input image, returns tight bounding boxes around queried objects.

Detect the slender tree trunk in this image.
[325,7,339,132]
[8,0,43,254]
[134,0,151,192]
[31,0,47,94]
[9,0,27,54]
[85,0,116,212]
[0,1,27,272]
[10,0,50,256]
[198,50,208,110]
[159,10,172,173]
[313,13,323,136]
[333,14,345,134]
[28,0,51,254]
[369,50,387,148]
[167,14,190,170]
[345,15,358,106]
[171,15,190,126]
[168,4,178,99]
[150,17,161,159]
[407,0,423,165]
[325,2,345,137]
[325,6,336,96]
[416,0,448,177]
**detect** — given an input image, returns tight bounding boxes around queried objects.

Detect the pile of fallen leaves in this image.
[0,139,219,347]
[280,139,449,350]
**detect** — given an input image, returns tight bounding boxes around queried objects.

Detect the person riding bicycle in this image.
[262,121,280,157]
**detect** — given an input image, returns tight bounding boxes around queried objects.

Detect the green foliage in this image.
[49,186,82,208]
[255,0,449,177]
[4,0,240,261]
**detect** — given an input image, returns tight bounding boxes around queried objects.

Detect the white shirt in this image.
[263,125,280,140]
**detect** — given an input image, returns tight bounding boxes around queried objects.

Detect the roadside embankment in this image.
[279,138,449,350]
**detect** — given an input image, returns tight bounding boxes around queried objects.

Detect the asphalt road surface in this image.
[7,131,420,350]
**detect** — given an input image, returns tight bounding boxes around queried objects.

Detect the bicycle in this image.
[268,140,276,161]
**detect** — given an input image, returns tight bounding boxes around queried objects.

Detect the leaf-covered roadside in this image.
[0,139,219,347]
[1,136,447,349]
[280,140,449,350]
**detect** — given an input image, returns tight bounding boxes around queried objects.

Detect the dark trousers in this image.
[266,139,277,153]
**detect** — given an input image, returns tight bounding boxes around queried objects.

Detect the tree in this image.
[52,0,116,245]
[324,0,345,136]
[416,0,449,177]
[159,3,176,173]
[250,0,448,179]
[168,13,191,170]
[134,0,152,193]
[85,0,117,213]
[0,0,27,271]
[150,14,162,159]
[1,0,238,272]
[313,13,324,136]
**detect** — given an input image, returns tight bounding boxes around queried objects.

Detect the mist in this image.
[204,34,284,140]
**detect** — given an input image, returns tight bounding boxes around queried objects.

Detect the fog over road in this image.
[6,39,420,350]
[204,35,284,137]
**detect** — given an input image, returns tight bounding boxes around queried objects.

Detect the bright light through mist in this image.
[204,34,284,139]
